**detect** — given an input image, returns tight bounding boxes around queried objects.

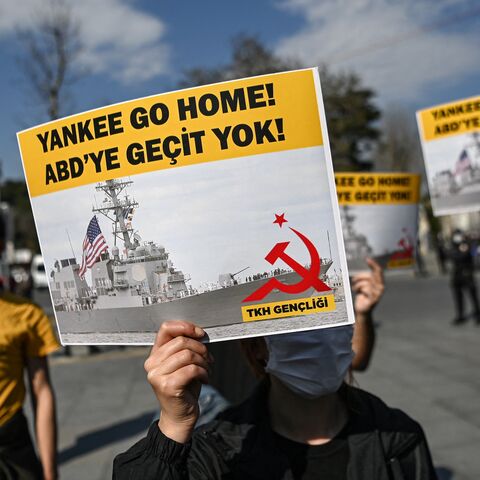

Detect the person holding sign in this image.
[449,229,480,325]
[189,257,384,410]
[351,257,384,371]
[113,319,436,479]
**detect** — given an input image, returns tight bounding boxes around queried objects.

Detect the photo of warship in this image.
[340,205,414,272]
[431,132,480,199]
[49,178,335,337]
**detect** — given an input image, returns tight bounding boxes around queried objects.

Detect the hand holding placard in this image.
[144,321,212,444]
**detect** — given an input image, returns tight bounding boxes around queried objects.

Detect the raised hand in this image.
[351,258,385,315]
[144,321,212,443]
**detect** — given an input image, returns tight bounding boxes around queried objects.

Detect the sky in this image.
[31,147,345,289]
[0,0,479,180]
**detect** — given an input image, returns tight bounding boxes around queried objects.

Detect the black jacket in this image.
[449,241,476,286]
[113,383,437,480]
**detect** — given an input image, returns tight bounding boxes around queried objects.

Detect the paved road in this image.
[26,274,480,479]
[359,273,480,480]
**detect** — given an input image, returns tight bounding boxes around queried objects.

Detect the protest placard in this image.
[417,95,480,216]
[17,68,354,345]
[335,173,420,273]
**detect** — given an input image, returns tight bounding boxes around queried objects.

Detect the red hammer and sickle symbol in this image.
[243,228,331,302]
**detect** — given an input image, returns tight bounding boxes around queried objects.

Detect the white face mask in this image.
[265,326,354,400]
[452,233,464,244]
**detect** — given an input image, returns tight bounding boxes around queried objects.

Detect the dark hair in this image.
[239,337,268,378]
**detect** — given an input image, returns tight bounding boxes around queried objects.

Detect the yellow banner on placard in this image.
[335,173,420,205]
[387,257,414,269]
[241,294,336,322]
[417,95,480,142]
[18,69,323,197]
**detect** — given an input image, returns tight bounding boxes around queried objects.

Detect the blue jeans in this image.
[196,384,230,426]
[153,384,230,428]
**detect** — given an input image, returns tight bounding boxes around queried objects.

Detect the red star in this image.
[273,213,288,228]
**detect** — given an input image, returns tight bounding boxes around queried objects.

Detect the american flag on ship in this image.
[79,216,108,279]
[454,149,471,176]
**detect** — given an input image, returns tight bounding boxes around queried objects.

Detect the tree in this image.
[180,35,298,88]
[181,35,380,171]
[319,67,380,171]
[12,0,82,254]
[17,0,81,121]
[376,106,423,172]
[1,180,39,252]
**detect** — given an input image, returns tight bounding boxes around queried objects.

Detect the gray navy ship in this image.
[340,205,411,271]
[50,178,334,336]
[340,205,373,272]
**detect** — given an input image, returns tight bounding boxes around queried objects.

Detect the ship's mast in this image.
[327,230,332,260]
[341,205,356,237]
[92,179,138,250]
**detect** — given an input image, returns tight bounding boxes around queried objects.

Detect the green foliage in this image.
[181,35,380,171]
[319,66,380,171]
[1,180,39,252]
[180,35,298,88]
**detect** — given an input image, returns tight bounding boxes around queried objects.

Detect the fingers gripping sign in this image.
[144,321,213,443]
[352,258,385,315]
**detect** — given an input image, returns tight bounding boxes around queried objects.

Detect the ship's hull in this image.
[57,266,333,335]
[346,250,413,273]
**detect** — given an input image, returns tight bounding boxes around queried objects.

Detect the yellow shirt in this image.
[0,292,60,426]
